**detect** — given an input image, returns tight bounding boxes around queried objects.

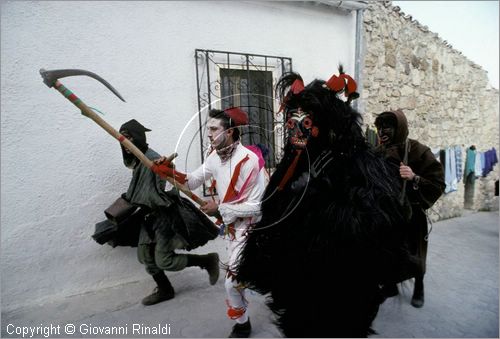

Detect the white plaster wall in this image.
[1,1,357,310]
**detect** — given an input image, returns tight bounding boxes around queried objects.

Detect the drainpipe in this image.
[314,1,367,111]
[353,7,364,112]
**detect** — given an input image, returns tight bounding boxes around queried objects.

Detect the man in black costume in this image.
[119,119,220,306]
[375,110,445,308]
[236,69,410,337]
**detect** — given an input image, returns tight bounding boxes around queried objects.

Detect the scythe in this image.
[39,68,206,206]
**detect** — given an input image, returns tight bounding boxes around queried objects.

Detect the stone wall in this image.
[360,1,499,221]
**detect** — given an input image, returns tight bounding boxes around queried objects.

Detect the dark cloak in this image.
[375,109,445,277]
[93,120,218,249]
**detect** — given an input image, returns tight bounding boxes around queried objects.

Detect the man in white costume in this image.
[157,107,266,337]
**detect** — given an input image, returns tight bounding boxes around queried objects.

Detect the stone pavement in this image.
[373,210,499,338]
[2,211,498,338]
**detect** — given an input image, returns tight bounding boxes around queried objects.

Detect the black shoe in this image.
[228,319,251,338]
[205,253,220,285]
[142,272,175,306]
[411,279,424,308]
[186,253,220,285]
[141,287,175,305]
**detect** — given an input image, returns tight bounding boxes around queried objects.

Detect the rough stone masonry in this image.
[360,1,499,221]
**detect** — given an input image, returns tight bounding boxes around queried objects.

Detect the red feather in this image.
[325,75,346,92]
[291,79,305,94]
[340,74,357,96]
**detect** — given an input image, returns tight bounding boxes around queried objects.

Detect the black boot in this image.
[142,272,175,306]
[411,277,424,308]
[186,253,220,285]
[228,318,251,338]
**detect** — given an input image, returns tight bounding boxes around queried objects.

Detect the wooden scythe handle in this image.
[51,80,206,207]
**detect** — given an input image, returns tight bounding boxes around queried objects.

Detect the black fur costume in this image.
[236,71,411,337]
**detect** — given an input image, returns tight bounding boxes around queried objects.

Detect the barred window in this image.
[195,49,292,195]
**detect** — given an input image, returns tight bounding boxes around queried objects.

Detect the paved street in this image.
[2,211,498,338]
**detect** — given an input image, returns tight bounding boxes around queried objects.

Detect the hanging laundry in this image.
[440,149,446,168]
[464,146,476,181]
[444,147,457,194]
[491,147,498,169]
[482,148,498,177]
[454,145,462,183]
[481,151,486,176]
[431,147,441,162]
[474,150,483,179]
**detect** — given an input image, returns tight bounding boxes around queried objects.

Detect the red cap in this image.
[224,107,249,126]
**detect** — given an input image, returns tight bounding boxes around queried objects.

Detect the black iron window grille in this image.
[195,49,292,196]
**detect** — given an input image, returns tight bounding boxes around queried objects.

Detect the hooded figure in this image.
[236,71,411,337]
[120,119,150,167]
[375,109,445,308]
[119,119,173,208]
[99,119,220,306]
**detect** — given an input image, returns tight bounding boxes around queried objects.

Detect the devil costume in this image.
[236,70,411,337]
[375,110,445,307]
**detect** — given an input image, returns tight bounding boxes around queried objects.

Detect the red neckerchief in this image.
[215,141,240,163]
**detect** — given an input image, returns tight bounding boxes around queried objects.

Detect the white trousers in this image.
[224,223,249,324]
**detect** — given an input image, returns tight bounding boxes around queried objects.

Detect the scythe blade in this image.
[39,68,126,102]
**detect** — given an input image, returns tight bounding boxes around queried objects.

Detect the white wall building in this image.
[1,1,365,311]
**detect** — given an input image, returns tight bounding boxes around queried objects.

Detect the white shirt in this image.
[187,143,266,226]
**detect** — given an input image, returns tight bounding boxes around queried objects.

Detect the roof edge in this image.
[314,1,369,11]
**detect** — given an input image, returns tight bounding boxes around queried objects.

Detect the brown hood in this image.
[376,109,430,165]
[386,109,409,145]
[375,109,411,164]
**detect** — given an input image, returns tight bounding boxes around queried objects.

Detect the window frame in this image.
[195,49,293,196]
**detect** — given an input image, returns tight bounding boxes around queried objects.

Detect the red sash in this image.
[211,155,250,240]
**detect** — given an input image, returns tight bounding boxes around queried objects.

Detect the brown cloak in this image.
[377,109,445,277]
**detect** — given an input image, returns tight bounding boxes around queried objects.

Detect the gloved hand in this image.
[151,157,187,184]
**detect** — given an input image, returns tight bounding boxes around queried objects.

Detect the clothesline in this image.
[433,146,497,194]
[364,127,498,195]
